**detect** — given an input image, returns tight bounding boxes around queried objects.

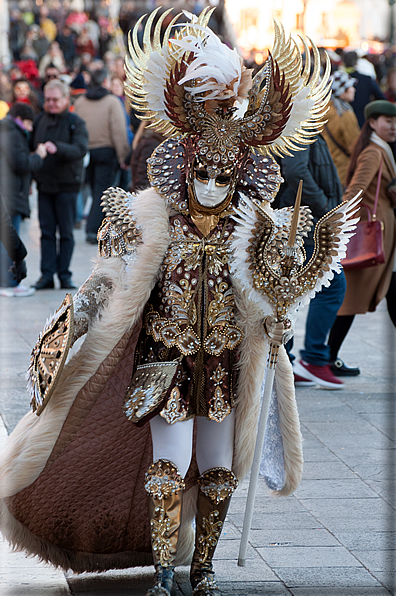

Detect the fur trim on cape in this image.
[232,278,303,493]
[0,187,302,572]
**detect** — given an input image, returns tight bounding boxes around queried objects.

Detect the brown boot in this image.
[190,468,238,596]
[145,459,185,596]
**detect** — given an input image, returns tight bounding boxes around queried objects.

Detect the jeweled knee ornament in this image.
[145,459,185,596]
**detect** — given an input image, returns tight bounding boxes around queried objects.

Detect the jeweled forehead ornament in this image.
[124,7,331,211]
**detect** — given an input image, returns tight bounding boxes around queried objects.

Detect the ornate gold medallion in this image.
[27,294,74,416]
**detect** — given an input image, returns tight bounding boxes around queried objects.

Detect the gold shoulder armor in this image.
[27,293,74,416]
[98,187,143,258]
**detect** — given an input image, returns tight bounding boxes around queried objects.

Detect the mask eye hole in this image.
[194,169,209,183]
[215,175,232,187]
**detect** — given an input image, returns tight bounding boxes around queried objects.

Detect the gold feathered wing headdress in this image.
[124,9,331,172]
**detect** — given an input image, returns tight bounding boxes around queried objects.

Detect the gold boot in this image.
[145,459,185,596]
[190,468,238,596]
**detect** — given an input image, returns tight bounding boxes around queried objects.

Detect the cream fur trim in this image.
[232,276,303,495]
[0,486,196,572]
[0,187,170,500]
[0,500,152,572]
[271,346,303,496]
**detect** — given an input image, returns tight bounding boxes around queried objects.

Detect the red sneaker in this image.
[294,373,315,387]
[293,360,345,390]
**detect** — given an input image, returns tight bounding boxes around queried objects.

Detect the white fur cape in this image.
[0,187,302,572]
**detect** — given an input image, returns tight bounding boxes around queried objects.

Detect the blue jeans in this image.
[38,191,77,282]
[286,245,347,366]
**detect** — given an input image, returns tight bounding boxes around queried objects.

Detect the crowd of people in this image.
[0,6,395,596]
[0,0,395,390]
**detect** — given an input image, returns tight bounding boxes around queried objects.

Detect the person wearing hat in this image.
[69,72,87,105]
[322,70,361,188]
[328,100,396,372]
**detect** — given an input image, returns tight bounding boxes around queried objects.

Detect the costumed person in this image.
[0,10,360,596]
[328,99,396,360]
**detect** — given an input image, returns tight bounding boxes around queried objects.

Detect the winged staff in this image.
[231,189,362,322]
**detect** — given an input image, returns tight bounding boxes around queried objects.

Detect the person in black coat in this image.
[275,134,358,389]
[0,104,46,226]
[31,79,89,290]
[343,51,385,128]
[0,104,46,288]
[0,193,30,294]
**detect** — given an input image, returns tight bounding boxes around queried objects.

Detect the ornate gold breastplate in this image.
[145,216,243,357]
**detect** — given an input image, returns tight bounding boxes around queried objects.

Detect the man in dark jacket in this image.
[32,79,89,289]
[343,51,385,127]
[275,134,358,389]
[0,104,46,291]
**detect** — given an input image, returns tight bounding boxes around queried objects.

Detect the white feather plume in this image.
[275,86,315,151]
[174,25,245,101]
[144,50,169,119]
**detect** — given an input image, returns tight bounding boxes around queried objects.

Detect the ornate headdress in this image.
[125,8,331,212]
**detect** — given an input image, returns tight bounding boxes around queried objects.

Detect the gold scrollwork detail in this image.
[208,386,231,422]
[204,324,243,356]
[160,386,187,424]
[150,506,171,567]
[168,220,232,276]
[175,326,201,355]
[165,278,197,325]
[207,282,235,327]
[197,510,223,564]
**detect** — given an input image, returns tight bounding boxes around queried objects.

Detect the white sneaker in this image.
[0,284,36,297]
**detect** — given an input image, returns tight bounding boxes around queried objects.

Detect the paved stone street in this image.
[0,195,395,595]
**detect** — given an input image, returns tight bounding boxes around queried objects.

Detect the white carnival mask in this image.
[193,168,233,208]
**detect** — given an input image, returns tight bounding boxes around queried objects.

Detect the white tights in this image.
[150,410,235,478]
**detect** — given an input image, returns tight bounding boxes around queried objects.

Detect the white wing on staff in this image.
[231,192,361,318]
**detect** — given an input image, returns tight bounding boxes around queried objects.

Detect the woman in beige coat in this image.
[322,70,361,188]
[328,100,396,371]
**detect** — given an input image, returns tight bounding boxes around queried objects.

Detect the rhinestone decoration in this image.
[145,218,243,358]
[196,510,223,564]
[123,361,179,423]
[145,460,185,498]
[160,386,187,424]
[198,468,238,504]
[193,576,218,594]
[245,202,348,318]
[150,506,172,568]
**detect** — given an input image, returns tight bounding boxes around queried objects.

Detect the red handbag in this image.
[342,159,385,270]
